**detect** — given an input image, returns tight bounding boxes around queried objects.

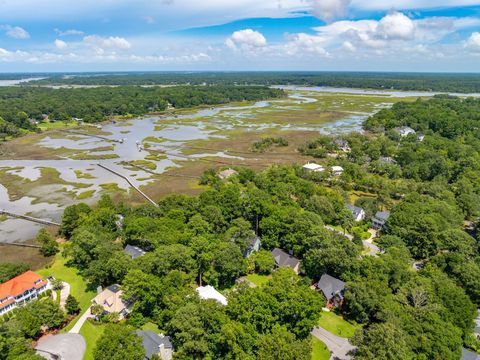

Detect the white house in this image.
[196,285,228,305]
[331,166,344,177]
[346,204,366,222]
[303,163,325,173]
[0,271,50,316]
[395,126,416,137]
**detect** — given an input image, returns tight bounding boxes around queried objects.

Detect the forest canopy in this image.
[0,85,284,137]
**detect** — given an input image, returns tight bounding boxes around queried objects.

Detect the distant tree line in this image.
[28,71,480,93]
[0,85,284,138]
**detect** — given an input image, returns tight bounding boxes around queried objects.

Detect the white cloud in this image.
[226,29,267,50]
[54,28,84,37]
[283,33,330,56]
[311,0,350,22]
[465,32,480,52]
[55,39,68,49]
[1,25,30,39]
[83,35,132,51]
[377,12,415,40]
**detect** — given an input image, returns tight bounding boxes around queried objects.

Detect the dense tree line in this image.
[57,147,479,359]
[28,71,480,93]
[0,85,284,137]
[3,95,480,358]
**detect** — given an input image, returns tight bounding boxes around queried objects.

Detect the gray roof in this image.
[462,348,480,360]
[333,139,349,147]
[271,248,300,269]
[317,274,345,301]
[136,330,172,359]
[107,284,121,294]
[346,204,363,218]
[374,211,390,221]
[124,245,146,259]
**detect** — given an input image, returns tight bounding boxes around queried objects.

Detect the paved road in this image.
[311,327,356,360]
[69,307,91,334]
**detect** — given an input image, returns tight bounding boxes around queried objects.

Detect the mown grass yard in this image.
[246,273,271,287]
[79,320,106,360]
[317,311,361,338]
[38,253,96,332]
[311,336,330,360]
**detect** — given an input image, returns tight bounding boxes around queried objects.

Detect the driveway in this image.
[69,307,91,334]
[35,333,86,360]
[59,282,71,310]
[311,327,356,360]
[362,240,381,256]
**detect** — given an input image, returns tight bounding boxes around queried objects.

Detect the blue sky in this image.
[0,0,479,72]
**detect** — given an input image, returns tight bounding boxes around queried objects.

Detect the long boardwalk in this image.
[0,210,60,226]
[61,129,123,143]
[96,163,158,207]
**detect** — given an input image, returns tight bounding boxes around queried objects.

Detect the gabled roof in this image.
[196,285,228,305]
[331,166,344,172]
[93,284,129,313]
[317,274,345,301]
[124,245,146,259]
[136,330,172,359]
[374,211,390,221]
[271,248,300,269]
[333,139,349,147]
[346,204,364,218]
[0,271,46,299]
[303,163,324,172]
[219,169,238,179]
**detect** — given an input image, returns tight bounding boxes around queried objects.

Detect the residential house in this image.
[136,330,174,360]
[394,126,416,137]
[271,248,301,274]
[316,274,345,309]
[346,204,366,222]
[462,348,480,360]
[92,284,132,319]
[303,163,325,173]
[0,271,50,316]
[331,166,344,177]
[196,285,228,305]
[378,156,396,165]
[124,245,146,260]
[333,139,350,152]
[243,236,261,257]
[372,211,390,230]
[218,168,238,180]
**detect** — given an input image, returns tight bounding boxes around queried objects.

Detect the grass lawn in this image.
[311,336,330,360]
[142,322,162,333]
[317,311,360,338]
[246,273,271,287]
[79,320,106,360]
[38,253,96,332]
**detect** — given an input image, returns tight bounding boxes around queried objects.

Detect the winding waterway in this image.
[3,87,469,243]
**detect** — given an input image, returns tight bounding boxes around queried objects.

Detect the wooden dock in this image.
[0,242,41,249]
[96,163,158,207]
[62,130,123,143]
[0,210,61,226]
